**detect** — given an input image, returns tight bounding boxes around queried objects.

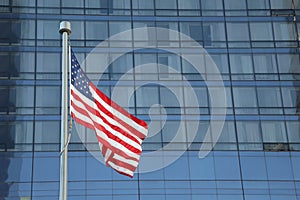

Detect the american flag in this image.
[70,50,148,178]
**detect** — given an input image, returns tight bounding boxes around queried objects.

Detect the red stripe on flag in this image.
[70,96,142,155]
[71,111,139,162]
[90,83,148,130]
[71,89,142,145]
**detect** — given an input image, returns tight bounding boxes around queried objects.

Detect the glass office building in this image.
[1,0,300,199]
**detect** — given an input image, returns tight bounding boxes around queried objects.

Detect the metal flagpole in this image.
[59,21,71,200]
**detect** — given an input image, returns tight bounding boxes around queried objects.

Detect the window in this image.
[273,22,296,42]
[214,121,237,150]
[132,0,154,15]
[203,22,225,47]
[257,87,282,114]
[227,23,250,47]
[230,54,253,76]
[201,0,223,16]
[248,0,270,9]
[86,21,108,41]
[155,0,177,16]
[236,121,262,150]
[34,121,60,151]
[35,86,61,114]
[261,121,287,143]
[224,0,247,16]
[253,54,277,74]
[178,0,200,16]
[233,87,258,114]
[270,0,294,9]
[250,22,274,47]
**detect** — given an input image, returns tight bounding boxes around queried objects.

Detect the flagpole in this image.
[59,21,71,200]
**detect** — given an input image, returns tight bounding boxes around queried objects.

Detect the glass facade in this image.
[0,0,300,199]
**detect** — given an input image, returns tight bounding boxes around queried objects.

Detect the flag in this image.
[69,50,148,178]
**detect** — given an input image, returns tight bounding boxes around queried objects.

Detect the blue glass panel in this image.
[269,181,296,195]
[214,154,241,180]
[217,194,244,200]
[189,152,215,180]
[32,182,59,199]
[113,180,138,194]
[243,181,269,194]
[166,194,191,200]
[86,155,113,180]
[240,155,267,180]
[248,0,270,9]
[140,195,165,200]
[192,195,217,200]
[0,152,32,183]
[139,180,165,192]
[265,154,293,180]
[33,152,59,181]
[164,154,189,180]
[291,155,300,180]
[86,181,113,196]
[270,195,297,200]
[87,196,112,200]
[245,195,270,200]
[69,152,86,181]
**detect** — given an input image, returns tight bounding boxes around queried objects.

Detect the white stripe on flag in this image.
[71,87,141,160]
[90,85,148,137]
[71,85,143,144]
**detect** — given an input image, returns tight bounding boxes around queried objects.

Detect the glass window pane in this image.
[180,22,202,41]
[253,54,277,73]
[11,86,34,108]
[155,0,177,9]
[214,154,241,180]
[227,23,250,41]
[237,121,262,150]
[250,22,273,41]
[201,0,223,10]
[203,22,226,46]
[277,54,299,75]
[110,53,133,73]
[160,87,182,107]
[35,121,60,143]
[86,21,108,42]
[38,0,60,7]
[224,0,246,9]
[37,52,61,73]
[36,86,61,107]
[113,0,131,9]
[136,86,159,107]
[281,86,300,113]
[132,0,154,15]
[214,121,237,150]
[261,121,287,143]
[178,0,200,9]
[270,0,294,9]
[33,153,59,181]
[248,0,270,9]
[230,54,253,74]
[273,22,296,41]
[37,20,60,40]
[266,155,293,180]
[233,87,257,107]
[257,87,282,107]
[240,155,267,180]
[109,21,132,39]
[62,0,84,7]
[286,121,300,143]
[132,0,154,9]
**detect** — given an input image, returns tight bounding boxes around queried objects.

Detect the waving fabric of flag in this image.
[70,50,148,178]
